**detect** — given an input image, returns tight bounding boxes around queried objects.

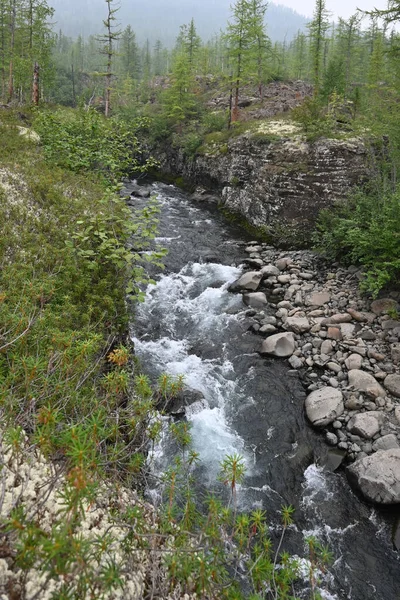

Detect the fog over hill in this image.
[50,0,308,44]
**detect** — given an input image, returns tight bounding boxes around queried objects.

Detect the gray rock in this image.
[382,319,400,331]
[289,355,303,369]
[390,343,400,365]
[372,434,400,452]
[321,313,353,325]
[305,387,344,427]
[345,354,363,371]
[285,316,311,334]
[347,449,400,504]
[384,374,400,398]
[326,432,339,446]
[261,332,296,358]
[348,412,383,439]
[320,340,334,355]
[306,292,331,307]
[277,274,291,284]
[348,370,385,398]
[259,324,277,334]
[395,406,400,425]
[340,323,356,340]
[345,394,364,410]
[243,292,268,309]
[275,258,289,271]
[261,264,280,277]
[370,298,398,315]
[231,271,262,292]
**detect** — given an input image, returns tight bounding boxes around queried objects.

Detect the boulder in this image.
[230,271,262,292]
[261,332,295,358]
[348,370,385,398]
[347,449,400,504]
[384,374,400,398]
[305,387,344,427]
[285,316,311,334]
[348,412,383,439]
[243,292,268,309]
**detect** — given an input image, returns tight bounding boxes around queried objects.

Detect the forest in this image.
[1,0,400,599]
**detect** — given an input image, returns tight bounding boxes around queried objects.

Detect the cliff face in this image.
[155,133,372,246]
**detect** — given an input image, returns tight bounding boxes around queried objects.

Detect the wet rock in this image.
[230,271,262,292]
[259,324,277,334]
[372,434,400,452]
[345,354,363,371]
[130,183,151,198]
[324,448,347,471]
[348,370,385,398]
[305,387,344,427]
[260,332,295,358]
[326,432,339,446]
[384,374,400,398]
[393,518,400,551]
[348,412,383,439]
[370,298,398,315]
[243,292,268,308]
[347,449,400,504]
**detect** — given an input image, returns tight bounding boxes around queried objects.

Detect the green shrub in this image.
[202,110,229,133]
[314,184,400,296]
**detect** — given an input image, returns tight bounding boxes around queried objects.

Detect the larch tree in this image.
[308,0,330,93]
[98,0,120,117]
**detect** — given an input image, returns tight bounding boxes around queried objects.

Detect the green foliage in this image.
[314,185,400,297]
[292,97,336,140]
[34,107,157,183]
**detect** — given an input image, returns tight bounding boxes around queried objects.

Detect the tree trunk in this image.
[32,62,39,105]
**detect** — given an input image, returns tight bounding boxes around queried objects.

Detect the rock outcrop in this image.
[155,133,372,245]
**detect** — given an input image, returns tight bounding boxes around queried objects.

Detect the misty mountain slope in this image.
[50,0,308,44]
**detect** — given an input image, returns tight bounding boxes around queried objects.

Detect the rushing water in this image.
[127,181,400,600]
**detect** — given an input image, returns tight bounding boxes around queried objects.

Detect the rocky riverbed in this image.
[230,241,400,507]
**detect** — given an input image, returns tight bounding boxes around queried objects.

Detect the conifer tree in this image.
[308,0,330,92]
[98,0,120,117]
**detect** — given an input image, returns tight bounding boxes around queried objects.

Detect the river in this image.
[126,181,400,600]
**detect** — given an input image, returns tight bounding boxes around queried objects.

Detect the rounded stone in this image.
[305,387,344,427]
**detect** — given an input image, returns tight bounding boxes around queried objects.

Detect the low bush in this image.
[314,184,400,296]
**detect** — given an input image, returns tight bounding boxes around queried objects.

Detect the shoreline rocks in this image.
[230,241,400,506]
